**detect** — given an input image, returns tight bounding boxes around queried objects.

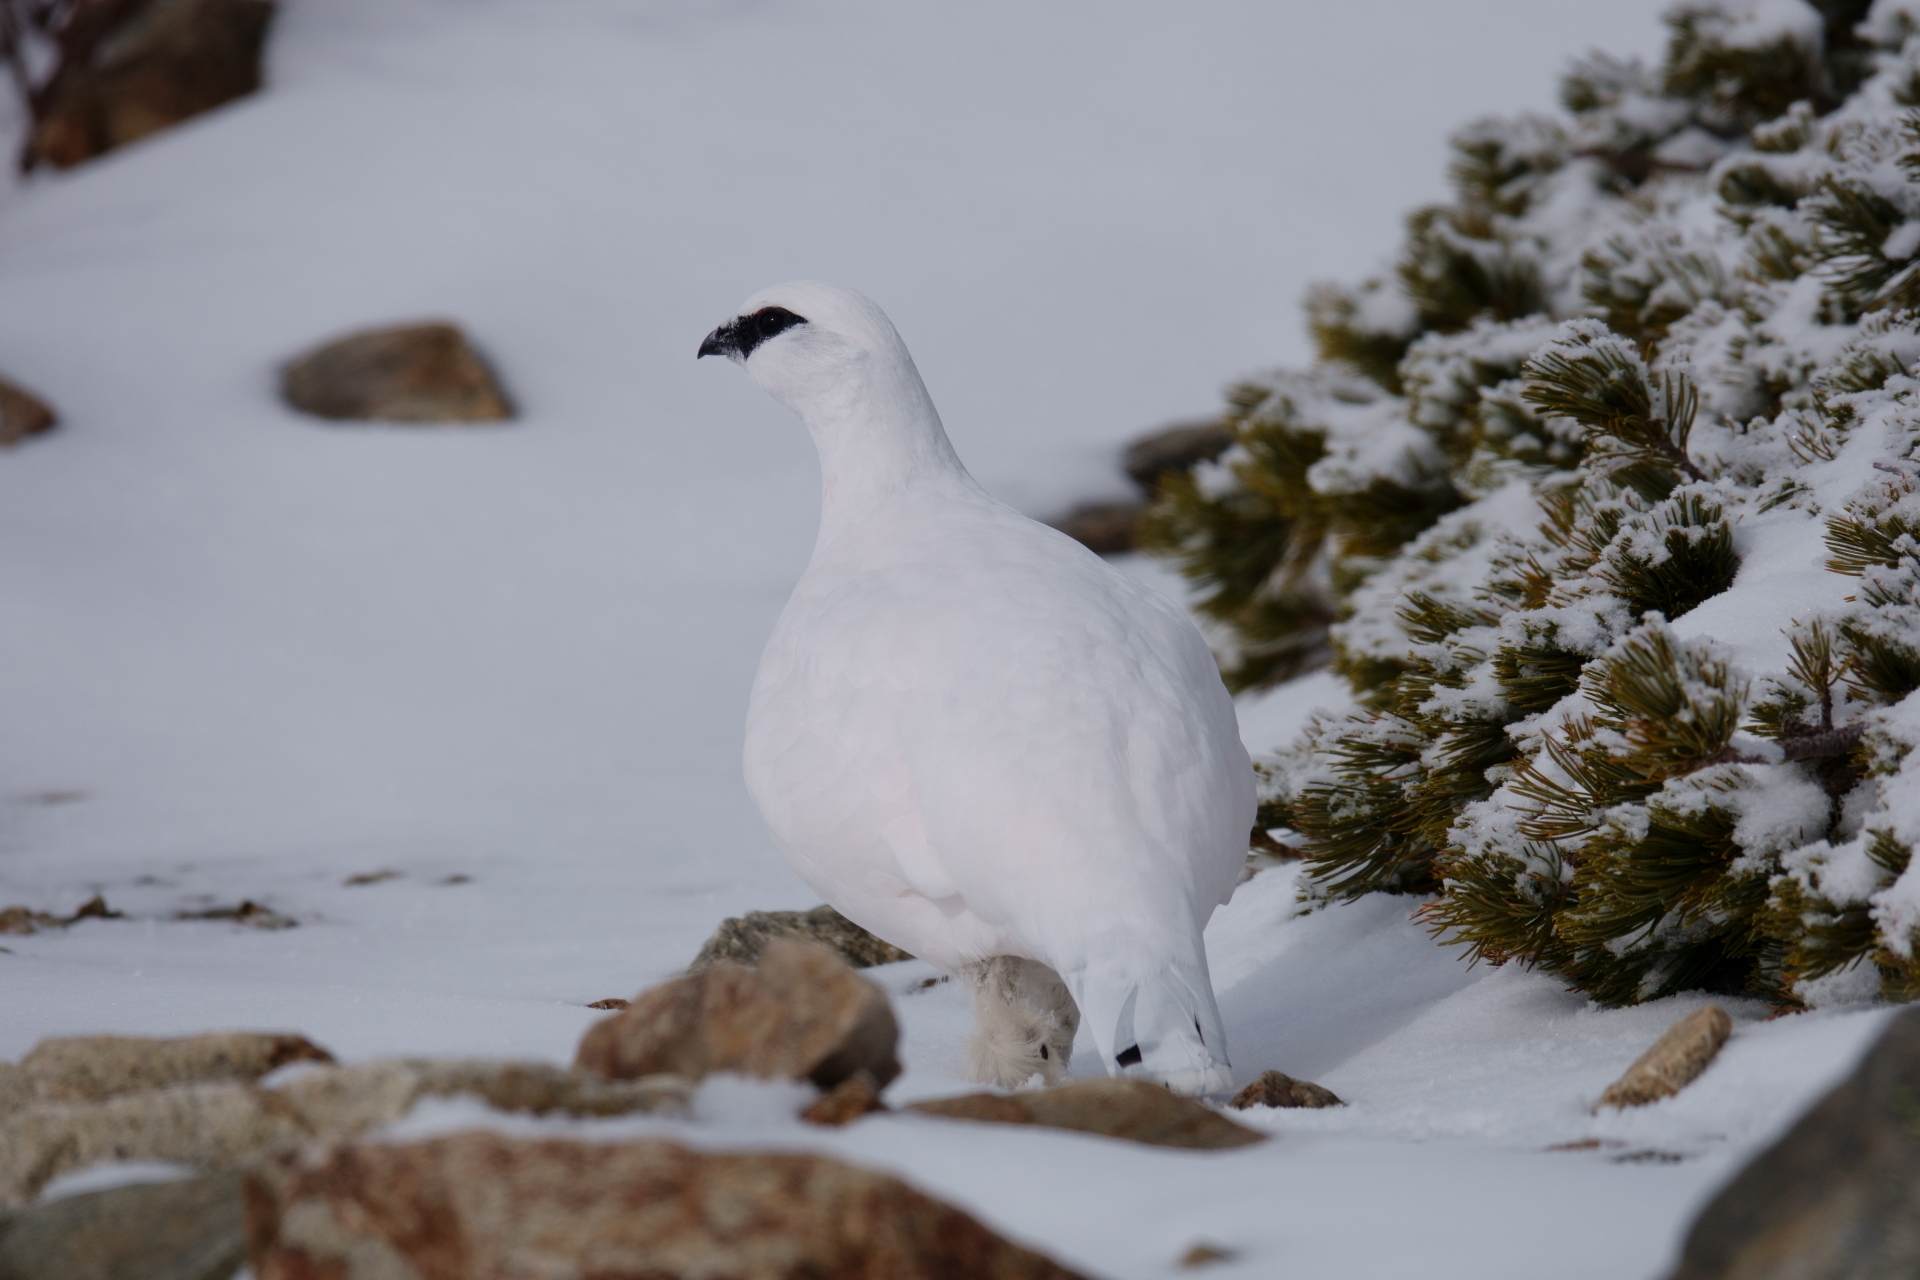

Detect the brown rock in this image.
[1122,419,1233,493]
[0,377,57,447]
[64,895,123,924]
[245,1132,1089,1280]
[690,902,912,970]
[176,899,297,929]
[281,322,514,423]
[1229,1069,1344,1110]
[1663,1007,1920,1280]
[1597,1005,1732,1110]
[1051,501,1145,555]
[0,907,51,936]
[0,1171,244,1280]
[0,1058,691,1206]
[28,0,276,171]
[4,1032,333,1114]
[578,936,902,1090]
[907,1078,1263,1150]
[0,894,120,938]
[801,1072,889,1127]
[1179,1242,1239,1268]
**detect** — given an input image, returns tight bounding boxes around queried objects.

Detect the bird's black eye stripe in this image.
[735,306,808,357]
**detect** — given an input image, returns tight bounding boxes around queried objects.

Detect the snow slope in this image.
[2,1,1893,1277]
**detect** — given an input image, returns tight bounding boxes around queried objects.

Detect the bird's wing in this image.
[870,514,1254,960]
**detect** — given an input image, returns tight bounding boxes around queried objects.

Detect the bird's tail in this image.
[1061,955,1232,1097]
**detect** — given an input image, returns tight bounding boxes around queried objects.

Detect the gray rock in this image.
[1050,501,1145,555]
[0,1058,691,1206]
[0,1172,243,1280]
[1122,420,1233,493]
[690,903,911,971]
[1664,1007,1920,1280]
[578,937,902,1091]
[0,379,56,448]
[282,322,514,423]
[27,0,275,171]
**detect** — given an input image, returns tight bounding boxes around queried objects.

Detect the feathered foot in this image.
[962,956,1080,1089]
[1068,959,1233,1097]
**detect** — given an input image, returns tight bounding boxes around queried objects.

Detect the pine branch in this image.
[1779,721,1867,762]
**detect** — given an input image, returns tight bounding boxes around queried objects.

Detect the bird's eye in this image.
[739,306,808,356]
[1039,1044,1049,1059]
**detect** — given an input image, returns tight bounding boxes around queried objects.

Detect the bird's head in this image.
[697,282,922,426]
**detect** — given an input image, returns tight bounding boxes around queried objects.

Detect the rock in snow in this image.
[0,1032,332,1115]
[0,1170,245,1280]
[907,1078,1263,1151]
[575,936,902,1090]
[689,903,912,971]
[799,1071,890,1127]
[1664,1007,1920,1280]
[245,1132,1091,1280]
[27,0,276,171]
[1049,500,1146,555]
[1596,1005,1732,1111]
[0,376,57,448]
[1228,1069,1344,1110]
[0,1055,690,1205]
[281,322,514,423]
[1121,419,1233,493]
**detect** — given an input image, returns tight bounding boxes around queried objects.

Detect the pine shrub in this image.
[1148,0,1920,1008]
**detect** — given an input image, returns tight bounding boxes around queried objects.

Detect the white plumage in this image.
[699,282,1255,1095]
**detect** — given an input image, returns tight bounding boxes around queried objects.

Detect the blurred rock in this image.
[1597,1005,1731,1110]
[175,900,296,929]
[3,1032,332,1115]
[1178,1242,1239,1269]
[0,1058,690,1206]
[1122,419,1232,493]
[0,895,122,940]
[577,937,902,1090]
[0,908,51,937]
[281,322,514,423]
[907,1078,1262,1150]
[0,1171,244,1280]
[0,377,57,447]
[28,0,276,171]
[1664,1007,1920,1280]
[691,902,911,971]
[1051,501,1145,555]
[2,1080,308,1207]
[800,1072,888,1127]
[1228,1070,1343,1110]
[244,1132,1089,1280]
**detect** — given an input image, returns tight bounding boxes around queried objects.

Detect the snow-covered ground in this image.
[0,1,1895,1276]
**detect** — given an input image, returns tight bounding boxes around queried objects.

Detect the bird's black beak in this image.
[698,319,743,362]
[697,306,809,363]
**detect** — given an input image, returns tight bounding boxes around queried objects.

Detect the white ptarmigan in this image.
[699,282,1254,1096]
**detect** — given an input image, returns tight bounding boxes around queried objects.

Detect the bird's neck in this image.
[799,364,976,528]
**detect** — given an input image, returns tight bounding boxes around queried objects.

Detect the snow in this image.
[1,0,1895,1277]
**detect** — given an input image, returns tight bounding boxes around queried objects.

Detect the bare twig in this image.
[1249,828,1302,859]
